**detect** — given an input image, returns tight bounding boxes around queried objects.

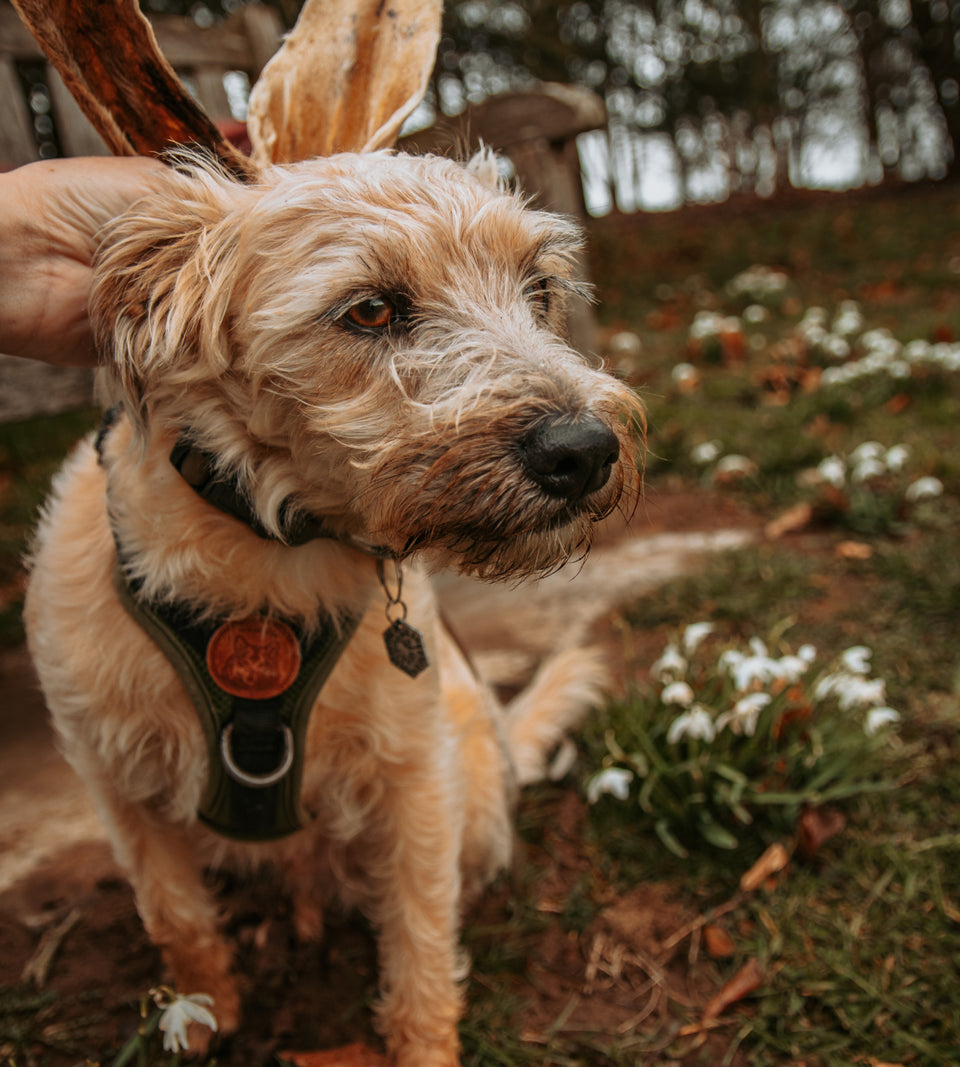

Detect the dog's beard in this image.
[361,420,637,581]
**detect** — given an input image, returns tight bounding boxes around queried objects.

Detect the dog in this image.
[24,149,643,1065]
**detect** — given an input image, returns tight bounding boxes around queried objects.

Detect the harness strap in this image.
[113,559,362,841]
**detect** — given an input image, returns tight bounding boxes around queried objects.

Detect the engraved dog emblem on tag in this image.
[206,617,301,699]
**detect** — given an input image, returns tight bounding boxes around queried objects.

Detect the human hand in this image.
[0,155,165,366]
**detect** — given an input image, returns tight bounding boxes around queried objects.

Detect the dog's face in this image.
[93,151,642,579]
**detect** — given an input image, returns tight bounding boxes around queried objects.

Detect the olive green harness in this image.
[113,560,361,840]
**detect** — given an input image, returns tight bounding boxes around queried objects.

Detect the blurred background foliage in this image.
[144,0,960,209]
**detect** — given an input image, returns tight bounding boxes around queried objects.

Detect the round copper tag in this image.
[206,617,301,699]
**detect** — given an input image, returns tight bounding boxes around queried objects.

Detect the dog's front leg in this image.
[84,770,240,1046]
[373,772,465,1067]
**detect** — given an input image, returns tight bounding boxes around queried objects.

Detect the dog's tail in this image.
[503,646,609,787]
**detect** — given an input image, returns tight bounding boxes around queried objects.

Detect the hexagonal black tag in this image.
[383,619,429,678]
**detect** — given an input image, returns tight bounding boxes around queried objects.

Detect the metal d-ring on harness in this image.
[220,721,294,788]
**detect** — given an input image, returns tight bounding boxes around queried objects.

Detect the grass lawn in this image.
[1,179,959,1066]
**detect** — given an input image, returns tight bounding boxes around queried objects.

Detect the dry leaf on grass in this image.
[701,957,766,1022]
[248,0,441,162]
[765,501,814,539]
[836,540,874,560]
[797,807,846,859]
[739,842,790,893]
[281,1044,388,1067]
[702,924,736,959]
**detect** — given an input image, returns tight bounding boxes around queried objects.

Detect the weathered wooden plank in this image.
[0,55,37,166]
[192,68,233,119]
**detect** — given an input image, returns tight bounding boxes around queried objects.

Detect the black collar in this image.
[169,437,342,548]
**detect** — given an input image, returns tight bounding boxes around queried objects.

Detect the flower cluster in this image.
[586,624,900,855]
[686,310,747,363]
[799,440,945,506]
[725,264,790,303]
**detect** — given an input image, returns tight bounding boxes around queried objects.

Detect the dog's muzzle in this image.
[520,414,619,502]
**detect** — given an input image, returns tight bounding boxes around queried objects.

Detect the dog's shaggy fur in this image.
[25,150,643,1065]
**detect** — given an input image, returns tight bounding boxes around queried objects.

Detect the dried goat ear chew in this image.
[10,0,258,181]
[246,0,442,163]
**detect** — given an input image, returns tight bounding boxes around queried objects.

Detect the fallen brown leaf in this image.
[280,1045,388,1067]
[797,807,846,859]
[703,924,736,959]
[739,842,790,893]
[701,957,765,1021]
[835,540,874,560]
[765,501,813,540]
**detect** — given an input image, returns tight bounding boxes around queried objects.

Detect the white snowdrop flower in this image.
[820,366,850,387]
[904,339,932,363]
[586,767,634,804]
[662,681,696,707]
[672,362,699,385]
[715,454,757,477]
[798,644,817,664]
[814,672,843,701]
[743,303,769,324]
[718,648,744,672]
[691,440,723,464]
[682,622,715,655]
[775,655,810,684]
[941,345,960,371]
[689,311,723,338]
[852,457,887,483]
[885,444,910,472]
[156,992,218,1054]
[749,637,769,657]
[841,646,872,675]
[817,455,847,488]
[860,327,897,352]
[931,341,955,365]
[716,692,771,737]
[836,675,886,711]
[864,706,901,736]
[802,306,828,326]
[799,323,827,347]
[731,653,781,692]
[889,360,911,379]
[821,334,851,360]
[651,643,688,682]
[667,704,716,745]
[832,302,863,336]
[850,442,885,464]
[905,476,944,502]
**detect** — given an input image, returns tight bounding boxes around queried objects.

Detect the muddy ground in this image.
[0,491,759,1065]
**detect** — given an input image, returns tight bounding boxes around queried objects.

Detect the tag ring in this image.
[220,723,294,788]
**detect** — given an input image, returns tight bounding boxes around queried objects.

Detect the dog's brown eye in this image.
[347,297,395,331]
[525,279,551,317]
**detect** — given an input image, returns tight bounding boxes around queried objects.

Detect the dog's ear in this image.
[91,159,250,430]
[464,146,505,194]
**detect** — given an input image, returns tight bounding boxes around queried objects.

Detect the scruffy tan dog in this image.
[25,149,642,1065]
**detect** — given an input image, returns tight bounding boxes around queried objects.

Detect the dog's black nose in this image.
[521,415,619,502]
